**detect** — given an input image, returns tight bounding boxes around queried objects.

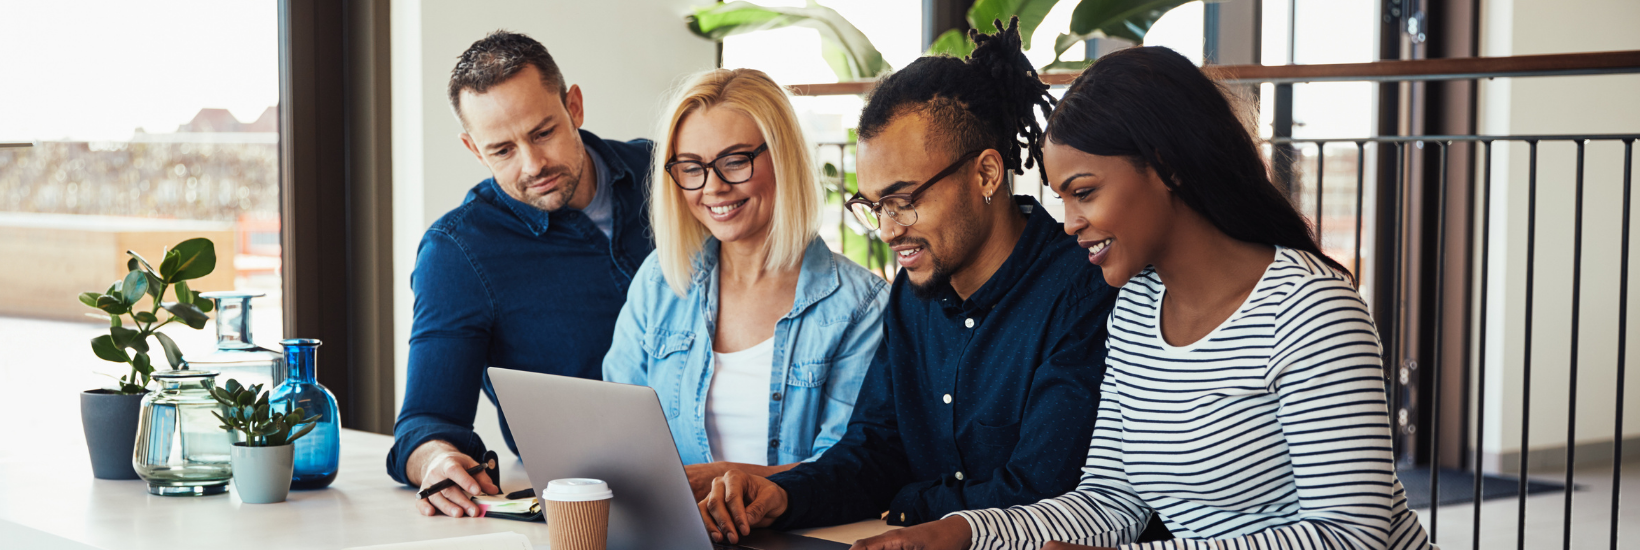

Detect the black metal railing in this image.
[1268,133,1638,550]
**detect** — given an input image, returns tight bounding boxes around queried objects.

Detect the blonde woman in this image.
[603,68,889,499]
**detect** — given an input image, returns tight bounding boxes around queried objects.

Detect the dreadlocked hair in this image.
[857,17,1056,187]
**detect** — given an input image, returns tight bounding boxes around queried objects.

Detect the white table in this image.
[0,425,892,549]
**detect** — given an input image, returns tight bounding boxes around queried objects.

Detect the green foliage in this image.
[687,1,891,81]
[927,0,1061,57]
[209,379,322,448]
[1045,0,1205,70]
[77,238,219,394]
[822,157,893,276]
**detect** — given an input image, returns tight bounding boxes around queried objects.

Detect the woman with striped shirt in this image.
[850,46,1432,550]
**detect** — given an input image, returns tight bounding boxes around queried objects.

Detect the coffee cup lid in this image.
[543,478,613,502]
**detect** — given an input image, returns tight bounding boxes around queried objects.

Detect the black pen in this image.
[418,459,494,500]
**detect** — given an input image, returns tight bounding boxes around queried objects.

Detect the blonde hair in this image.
[651,68,823,297]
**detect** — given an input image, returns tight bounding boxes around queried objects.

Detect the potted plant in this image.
[210,378,321,504]
[77,237,217,480]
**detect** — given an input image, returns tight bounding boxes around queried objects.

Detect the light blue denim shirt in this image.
[603,236,889,466]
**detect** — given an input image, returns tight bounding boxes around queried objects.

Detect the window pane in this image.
[0,1,283,395]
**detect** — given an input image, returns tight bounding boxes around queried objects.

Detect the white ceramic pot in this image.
[231,443,294,504]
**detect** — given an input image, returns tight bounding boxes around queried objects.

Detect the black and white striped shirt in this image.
[954,247,1431,549]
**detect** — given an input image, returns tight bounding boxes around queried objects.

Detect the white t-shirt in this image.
[705,337,774,466]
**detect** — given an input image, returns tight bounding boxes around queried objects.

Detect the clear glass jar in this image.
[187,291,283,390]
[133,369,234,496]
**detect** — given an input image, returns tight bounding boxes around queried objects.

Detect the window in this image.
[0,1,284,390]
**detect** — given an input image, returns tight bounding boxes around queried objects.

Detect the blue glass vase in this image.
[270,338,340,489]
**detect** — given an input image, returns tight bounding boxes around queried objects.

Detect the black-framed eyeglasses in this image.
[664,143,769,191]
[844,150,983,230]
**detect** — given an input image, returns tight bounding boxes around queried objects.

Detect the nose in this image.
[1062,209,1086,236]
[520,143,548,178]
[700,167,732,195]
[878,217,907,242]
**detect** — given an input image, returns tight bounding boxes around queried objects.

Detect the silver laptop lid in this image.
[487,368,711,550]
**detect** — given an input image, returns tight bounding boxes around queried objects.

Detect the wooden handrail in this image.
[786,49,1640,96]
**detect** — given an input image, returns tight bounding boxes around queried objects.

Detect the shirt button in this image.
[955,471,964,480]
[769,438,780,448]
[772,392,783,401]
[964,318,975,328]
[943,394,952,404]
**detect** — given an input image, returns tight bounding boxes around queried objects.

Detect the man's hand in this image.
[407,440,499,517]
[848,516,972,550]
[684,462,734,501]
[697,470,788,544]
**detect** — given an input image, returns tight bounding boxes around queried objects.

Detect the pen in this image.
[418,458,494,500]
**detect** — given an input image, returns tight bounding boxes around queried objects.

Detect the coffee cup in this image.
[543,478,613,550]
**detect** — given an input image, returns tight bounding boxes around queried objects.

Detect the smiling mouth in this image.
[708,199,747,216]
[1082,238,1112,265]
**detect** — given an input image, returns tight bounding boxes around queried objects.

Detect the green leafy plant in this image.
[925,0,1206,72]
[77,237,218,394]
[687,1,891,81]
[209,379,321,447]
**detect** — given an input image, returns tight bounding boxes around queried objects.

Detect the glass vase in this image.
[133,369,234,496]
[270,338,340,489]
[187,291,283,390]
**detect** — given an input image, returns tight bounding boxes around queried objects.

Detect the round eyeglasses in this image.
[844,150,982,230]
[664,143,769,191]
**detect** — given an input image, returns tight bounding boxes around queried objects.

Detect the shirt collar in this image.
[939,195,1056,315]
[486,129,627,237]
[690,236,840,319]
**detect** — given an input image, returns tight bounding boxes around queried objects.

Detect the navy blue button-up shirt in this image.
[386,130,655,485]
[766,196,1117,528]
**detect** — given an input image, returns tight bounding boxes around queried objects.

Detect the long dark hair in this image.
[1047,46,1348,276]
[858,17,1056,188]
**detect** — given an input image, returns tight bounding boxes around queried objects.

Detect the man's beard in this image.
[510,162,582,212]
[906,245,954,301]
[899,204,985,302]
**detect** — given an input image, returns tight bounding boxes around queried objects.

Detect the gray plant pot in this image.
[231,444,294,504]
[80,390,145,480]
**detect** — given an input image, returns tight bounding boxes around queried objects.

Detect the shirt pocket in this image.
[785,359,831,388]
[641,330,695,418]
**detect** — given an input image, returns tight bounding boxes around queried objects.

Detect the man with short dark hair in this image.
[698,22,1118,543]
[385,30,655,518]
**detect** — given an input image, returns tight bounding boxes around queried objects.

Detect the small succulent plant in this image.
[210,378,322,447]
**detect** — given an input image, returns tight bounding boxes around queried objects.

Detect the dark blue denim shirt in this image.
[386,130,655,485]
[766,196,1117,528]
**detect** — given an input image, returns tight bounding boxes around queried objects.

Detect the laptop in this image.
[488,368,849,550]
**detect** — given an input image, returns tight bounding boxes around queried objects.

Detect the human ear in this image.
[565,84,585,129]
[459,133,485,166]
[974,149,1007,202]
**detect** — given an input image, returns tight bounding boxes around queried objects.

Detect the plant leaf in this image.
[121,271,148,306]
[925,27,975,57]
[175,281,191,305]
[154,332,184,368]
[1047,0,1199,68]
[110,326,140,349]
[966,0,1062,51]
[158,249,180,281]
[145,273,164,299]
[126,249,157,273]
[127,257,140,272]
[687,1,891,80]
[161,301,210,330]
[132,352,153,376]
[79,292,101,309]
[96,295,128,316]
[286,421,317,444]
[166,238,217,282]
[90,335,130,363]
[135,311,158,323]
[194,292,214,312]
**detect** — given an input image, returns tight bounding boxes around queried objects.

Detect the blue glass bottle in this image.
[270,338,340,489]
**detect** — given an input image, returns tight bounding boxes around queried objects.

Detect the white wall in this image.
[1477,0,1640,466]
[389,0,717,431]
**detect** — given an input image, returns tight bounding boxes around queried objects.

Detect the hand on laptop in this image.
[685,461,799,501]
[409,440,500,517]
[698,470,787,544]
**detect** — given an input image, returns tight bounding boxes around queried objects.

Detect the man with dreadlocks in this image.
[698,19,1118,543]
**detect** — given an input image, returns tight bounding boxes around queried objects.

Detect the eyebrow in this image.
[877,180,917,197]
[483,116,554,153]
[673,142,758,162]
[1056,173,1095,193]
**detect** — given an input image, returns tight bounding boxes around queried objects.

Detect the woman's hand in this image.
[849,517,973,550]
[1041,544,1113,550]
[684,462,734,501]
